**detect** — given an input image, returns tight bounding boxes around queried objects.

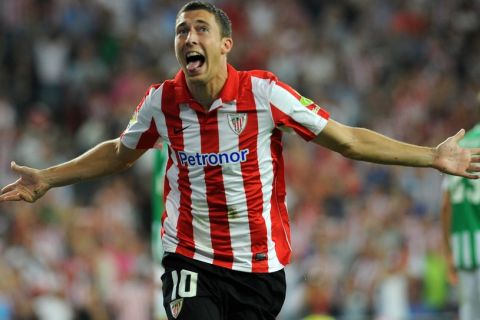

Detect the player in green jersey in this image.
[441,123,480,320]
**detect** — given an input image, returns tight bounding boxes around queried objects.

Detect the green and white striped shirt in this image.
[445,124,480,270]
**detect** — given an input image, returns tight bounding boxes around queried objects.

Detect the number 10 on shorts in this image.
[171,269,198,300]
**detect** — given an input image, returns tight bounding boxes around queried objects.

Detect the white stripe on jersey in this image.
[475,231,480,267]
[463,231,472,268]
[253,76,286,271]
[452,234,461,267]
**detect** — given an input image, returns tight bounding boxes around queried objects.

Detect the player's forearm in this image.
[340,127,436,167]
[40,139,133,188]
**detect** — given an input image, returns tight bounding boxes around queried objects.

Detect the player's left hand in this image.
[0,161,50,203]
[433,129,480,179]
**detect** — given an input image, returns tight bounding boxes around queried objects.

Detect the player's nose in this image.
[186,31,199,46]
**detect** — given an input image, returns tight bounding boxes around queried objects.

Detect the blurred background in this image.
[0,0,479,319]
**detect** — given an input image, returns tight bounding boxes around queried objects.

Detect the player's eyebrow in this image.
[176,19,211,30]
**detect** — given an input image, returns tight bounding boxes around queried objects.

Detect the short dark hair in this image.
[177,1,232,38]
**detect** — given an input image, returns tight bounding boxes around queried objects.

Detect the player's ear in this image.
[221,37,233,55]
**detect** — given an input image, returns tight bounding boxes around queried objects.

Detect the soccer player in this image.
[441,123,480,320]
[2,2,480,319]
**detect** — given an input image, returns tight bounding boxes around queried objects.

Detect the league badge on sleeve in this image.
[299,95,330,119]
[227,113,247,135]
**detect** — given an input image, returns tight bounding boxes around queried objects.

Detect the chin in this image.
[185,72,208,84]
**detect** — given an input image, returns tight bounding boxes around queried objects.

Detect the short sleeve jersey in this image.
[121,64,330,272]
[444,124,480,269]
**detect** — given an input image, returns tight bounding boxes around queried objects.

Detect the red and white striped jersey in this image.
[120,64,330,272]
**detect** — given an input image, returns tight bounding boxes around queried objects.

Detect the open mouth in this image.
[185,52,206,73]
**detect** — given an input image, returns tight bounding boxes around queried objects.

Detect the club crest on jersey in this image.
[227,113,247,135]
[170,298,183,319]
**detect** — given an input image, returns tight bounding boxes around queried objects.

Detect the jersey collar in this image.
[174,64,239,110]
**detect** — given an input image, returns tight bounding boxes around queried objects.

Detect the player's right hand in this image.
[0,161,50,203]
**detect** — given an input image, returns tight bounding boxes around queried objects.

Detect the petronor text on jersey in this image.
[178,149,250,167]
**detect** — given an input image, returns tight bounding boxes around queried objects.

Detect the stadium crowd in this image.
[0,0,479,319]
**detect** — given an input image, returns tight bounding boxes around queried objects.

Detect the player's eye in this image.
[177,28,188,36]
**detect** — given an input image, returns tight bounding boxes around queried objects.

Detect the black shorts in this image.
[161,253,286,320]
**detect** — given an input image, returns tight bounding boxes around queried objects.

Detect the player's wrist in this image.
[38,168,56,189]
[430,146,443,171]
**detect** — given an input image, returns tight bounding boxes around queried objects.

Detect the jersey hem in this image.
[162,249,286,273]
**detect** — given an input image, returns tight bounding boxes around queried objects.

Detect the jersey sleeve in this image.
[120,84,162,149]
[268,80,330,141]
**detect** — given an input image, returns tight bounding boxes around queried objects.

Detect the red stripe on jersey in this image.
[270,103,317,141]
[238,79,269,272]
[305,104,330,120]
[136,118,160,149]
[317,107,330,120]
[197,110,234,268]
[269,129,291,266]
[162,83,195,258]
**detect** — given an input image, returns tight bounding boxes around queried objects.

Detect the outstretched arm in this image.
[0,138,146,203]
[314,119,480,178]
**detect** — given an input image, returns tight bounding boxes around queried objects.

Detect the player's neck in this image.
[186,64,228,112]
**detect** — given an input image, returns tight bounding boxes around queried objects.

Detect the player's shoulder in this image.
[242,69,279,82]
[145,80,174,98]
[140,82,161,95]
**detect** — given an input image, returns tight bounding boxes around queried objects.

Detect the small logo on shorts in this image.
[170,298,184,319]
